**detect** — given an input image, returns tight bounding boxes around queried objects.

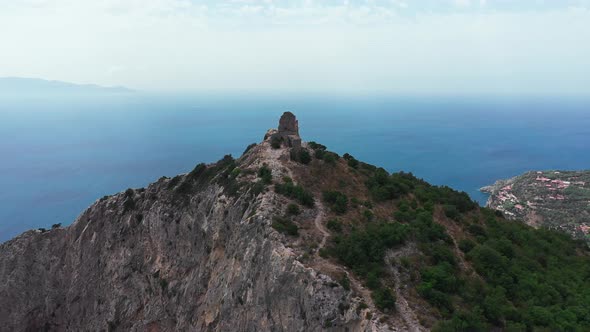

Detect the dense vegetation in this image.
[320,160,590,331]
[275,177,315,207]
[308,141,339,164]
[322,190,349,214]
[164,142,590,330]
[436,211,590,331]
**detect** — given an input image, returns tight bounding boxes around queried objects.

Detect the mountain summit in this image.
[1,113,589,331]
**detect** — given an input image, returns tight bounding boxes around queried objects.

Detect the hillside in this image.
[1,113,589,331]
[481,170,590,244]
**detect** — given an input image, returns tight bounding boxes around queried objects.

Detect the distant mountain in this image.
[0,77,133,95]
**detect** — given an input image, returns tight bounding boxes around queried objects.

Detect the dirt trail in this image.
[314,202,329,250]
[311,199,379,319]
[262,144,386,329]
[386,247,426,332]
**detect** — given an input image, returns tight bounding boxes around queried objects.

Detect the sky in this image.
[1,0,589,94]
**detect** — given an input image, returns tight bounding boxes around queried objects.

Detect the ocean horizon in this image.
[1,93,589,242]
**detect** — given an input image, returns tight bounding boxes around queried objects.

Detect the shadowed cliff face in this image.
[0,134,376,332]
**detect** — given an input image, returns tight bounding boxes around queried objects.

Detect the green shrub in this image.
[443,205,460,220]
[167,176,181,189]
[243,143,257,155]
[290,148,312,164]
[159,278,168,290]
[458,239,476,253]
[258,165,272,184]
[363,209,374,222]
[272,216,299,236]
[327,219,343,232]
[340,275,351,291]
[123,196,136,212]
[299,149,312,164]
[286,203,301,215]
[314,149,325,160]
[331,222,409,277]
[188,163,207,180]
[323,190,348,214]
[468,224,487,237]
[275,181,314,207]
[323,152,339,165]
[343,153,359,169]
[372,287,396,310]
[308,141,327,151]
[251,182,266,196]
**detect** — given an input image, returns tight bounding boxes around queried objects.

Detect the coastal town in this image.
[481,170,590,244]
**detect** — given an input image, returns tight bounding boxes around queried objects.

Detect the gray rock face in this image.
[0,143,372,331]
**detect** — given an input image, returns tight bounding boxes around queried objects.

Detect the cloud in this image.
[0,0,589,94]
[453,0,471,7]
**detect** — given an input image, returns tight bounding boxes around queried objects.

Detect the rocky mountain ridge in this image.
[2,113,590,331]
[0,113,387,331]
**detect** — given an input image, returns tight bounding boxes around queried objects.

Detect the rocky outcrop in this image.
[0,117,376,331]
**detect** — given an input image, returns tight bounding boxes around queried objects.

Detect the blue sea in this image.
[1,93,589,242]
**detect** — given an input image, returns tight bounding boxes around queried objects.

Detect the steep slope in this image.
[0,134,377,331]
[2,113,590,332]
[286,143,590,331]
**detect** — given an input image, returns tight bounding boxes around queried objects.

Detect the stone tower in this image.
[266,112,302,149]
[278,111,299,137]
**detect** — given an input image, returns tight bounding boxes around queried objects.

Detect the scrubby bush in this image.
[322,190,348,214]
[251,181,266,196]
[275,181,314,207]
[308,141,327,151]
[272,216,299,236]
[323,152,339,165]
[458,239,476,253]
[290,148,312,164]
[243,143,257,155]
[372,287,396,310]
[299,149,312,164]
[443,205,460,220]
[123,196,136,212]
[188,163,207,180]
[363,209,374,222]
[331,222,409,278]
[258,165,272,185]
[343,153,359,169]
[327,219,343,232]
[340,275,351,291]
[286,203,301,215]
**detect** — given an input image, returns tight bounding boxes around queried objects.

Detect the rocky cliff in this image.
[0,113,382,332]
[3,113,590,332]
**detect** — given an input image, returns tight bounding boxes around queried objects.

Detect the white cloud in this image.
[0,0,589,94]
[453,0,471,7]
